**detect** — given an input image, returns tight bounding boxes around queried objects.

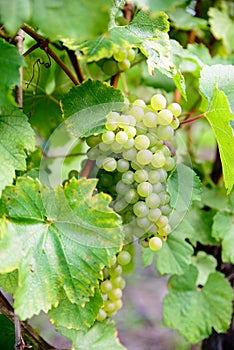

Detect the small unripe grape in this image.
[103,157,117,172]
[133,99,146,107]
[108,288,122,301]
[167,102,182,117]
[164,157,176,171]
[86,134,101,148]
[97,309,107,322]
[114,299,123,310]
[118,59,131,71]
[104,300,115,313]
[150,94,167,111]
[171,117,180,129]
[68,169,79,179]
[116,180,130,195]
[134,135,150,150]
[110,141,123,153]
[127,48,136,62]
[114,199,128,212]
[137,181,153,197]
[99,142,111,152]
[116,131,128,144]
[117,251,131,265]
[117,114,130,128]
[110,265,122,277]
[136,150,153,165]
[100,280,112,293]
[113,49,127,62]
[148,170,161,184]
[133,201,149,217]
[102,60,119,75]
[149,236,163,251]
[124,125,136,138]
[111,276,126,289]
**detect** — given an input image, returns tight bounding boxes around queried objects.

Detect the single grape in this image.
[148,208,161,222]
[116,180,131,195]
[113,49,127,62]
[122,148,137,161]
[142,111,157,128]
[86,134,101,148]
[99,142,111,152]
[157,109,173,125]
[133,201,149,217]
[163,157,176,171]
[149,236,163,251]
[109,265,123,277]
[148,170,161,184]
[110,255,117,267]
[124,188,139,204]
[117,251,131,265]
[122,170,135,185]
[134,169,148,183]
[97,309,107,322]
[118,59,131,71]
[151,151,166,168]
[102,60,119,75]
[136,216,151,229]
[117,159,129,172]
[127,48,136,62]
[171,117,180,129]
[114,199,128,212]
[167,102,182,117]
[157,125,174,141]
[145,193,160,209]
[114,299,123,311]
[117,114,130,128]
[136,150,153,165]
[98,173,114,188]
[102,131,115,144]
[150,94,167,111]
[116,131,128,144]
[103,157,117,172]
[100,280,112,293]
[137,181,153,197]
[129,106,144,122]
[123,138,135,149]
[68,169,79,179]
[111,276,126,289]
[108,288,122,301]
[104,300,115,313]
[134,135,150,150]
[110,141,123,153]
[157,215,169,227]
[124,125,136,138]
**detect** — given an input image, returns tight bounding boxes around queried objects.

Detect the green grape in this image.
[142,111,157,128]
[110,265,122,277]
[136,216,151,229]
[152,182,164,193]
[127,48,136,62]
[133,99,146,107]
[97,309,107,322]
[150,94,167,111]
[163,157,176,171]
[140,239,149,248]
[161,205,172,215]
[108,288,122,301]
[123,138,135,149]
[133,201,149,217]
[129,106,144,122]
[117,114,130,128]
[124,125,136,138]
[68,169,79,179]
[122,170,135,184]
[157,125,174,141]
[104,300,115,313]
[111,276,126,289]
[137,181,153,197]
[122,148,137,161]
[148,170,161,184]
[148,208,161,222]
[105,119,118,131]
[113,49,127,62]
[134,169,148,183]
[100,280,112,293]
[87,147,99,160]
[171,117,180,129]
[99,142,111,152]
[157,215,169,227]
[110,141,123,153]
[134,135,150,150]
[102,131,115,144]
[86,134,102,148]
[117,159,130,172]
[145,193,160,208]
[114,299,123,311]
[118,59,131,71]
[167,102,182,117]
[103,157,117,172]
[116,131,128,144]
[157,109,173,125]
[116,180,131,195]
[124,188,139,204]
[151,151,166,168]
[102,59,119,75]
[114,198,128,212]
[98,173,114,188]
[117,251,131,265]
[149,236,163,251]
[110,255,117,267]
[158,223,171,235]
[136,150,153,165]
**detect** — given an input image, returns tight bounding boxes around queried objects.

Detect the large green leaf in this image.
[163,265,233,344]
[62,80,124,137]
[0,315,15,350]
[206,88,234,193]
[0,177,123,320]
[191,252,217,286]
[212,211,234,263]
[209,5,234,54]
[0,106,35,195]
[0,0,31,35]
[156,229,194,275]
[59,320,126,350]
[0,39,25,106]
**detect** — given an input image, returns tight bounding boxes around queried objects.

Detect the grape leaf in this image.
[212,211,234,263]
[167,163,201,229]
[32,0,112,43]
[205,88,234,193]
[191,252,217,286]
[0,0,31,35]
[0,106,35,195]
[168,7,207,31]
[0,270,18,295]
[0,177,123,320]
[163,265,233,344]
[201,186,228,211]
[156,228,194,275]
[200,64,234,113]
[49,289,103,331]
[209,5,234,54]
[58,320,126,350]
[0,315,15,349]
[0,39,25,106]
[62,80,124,137]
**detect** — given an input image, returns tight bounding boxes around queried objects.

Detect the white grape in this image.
[142,111,157,128]
[167,102,182,117]
[150,94,167,111]
[134,169,148,183]
[151,151,166,168]
[117,159,129,172]
[136,150,152,165]
[137,181,153,197]
[149,236,163,251]
[148,208,161,222]
[103,157,117,172]
[102,131,115,144]
[157,109,173,125]
[134,135,150,150]
[133,201,149,217]
[116,131,128,144]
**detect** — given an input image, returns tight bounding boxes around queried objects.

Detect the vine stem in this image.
[21,24,80,86]
[180,113,206,125]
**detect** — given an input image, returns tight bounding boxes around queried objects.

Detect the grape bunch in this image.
[87,94,181,251]
[100,46,136,76]
[96,250,131,322]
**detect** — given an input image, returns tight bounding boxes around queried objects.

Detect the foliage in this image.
[0,1,234,349]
